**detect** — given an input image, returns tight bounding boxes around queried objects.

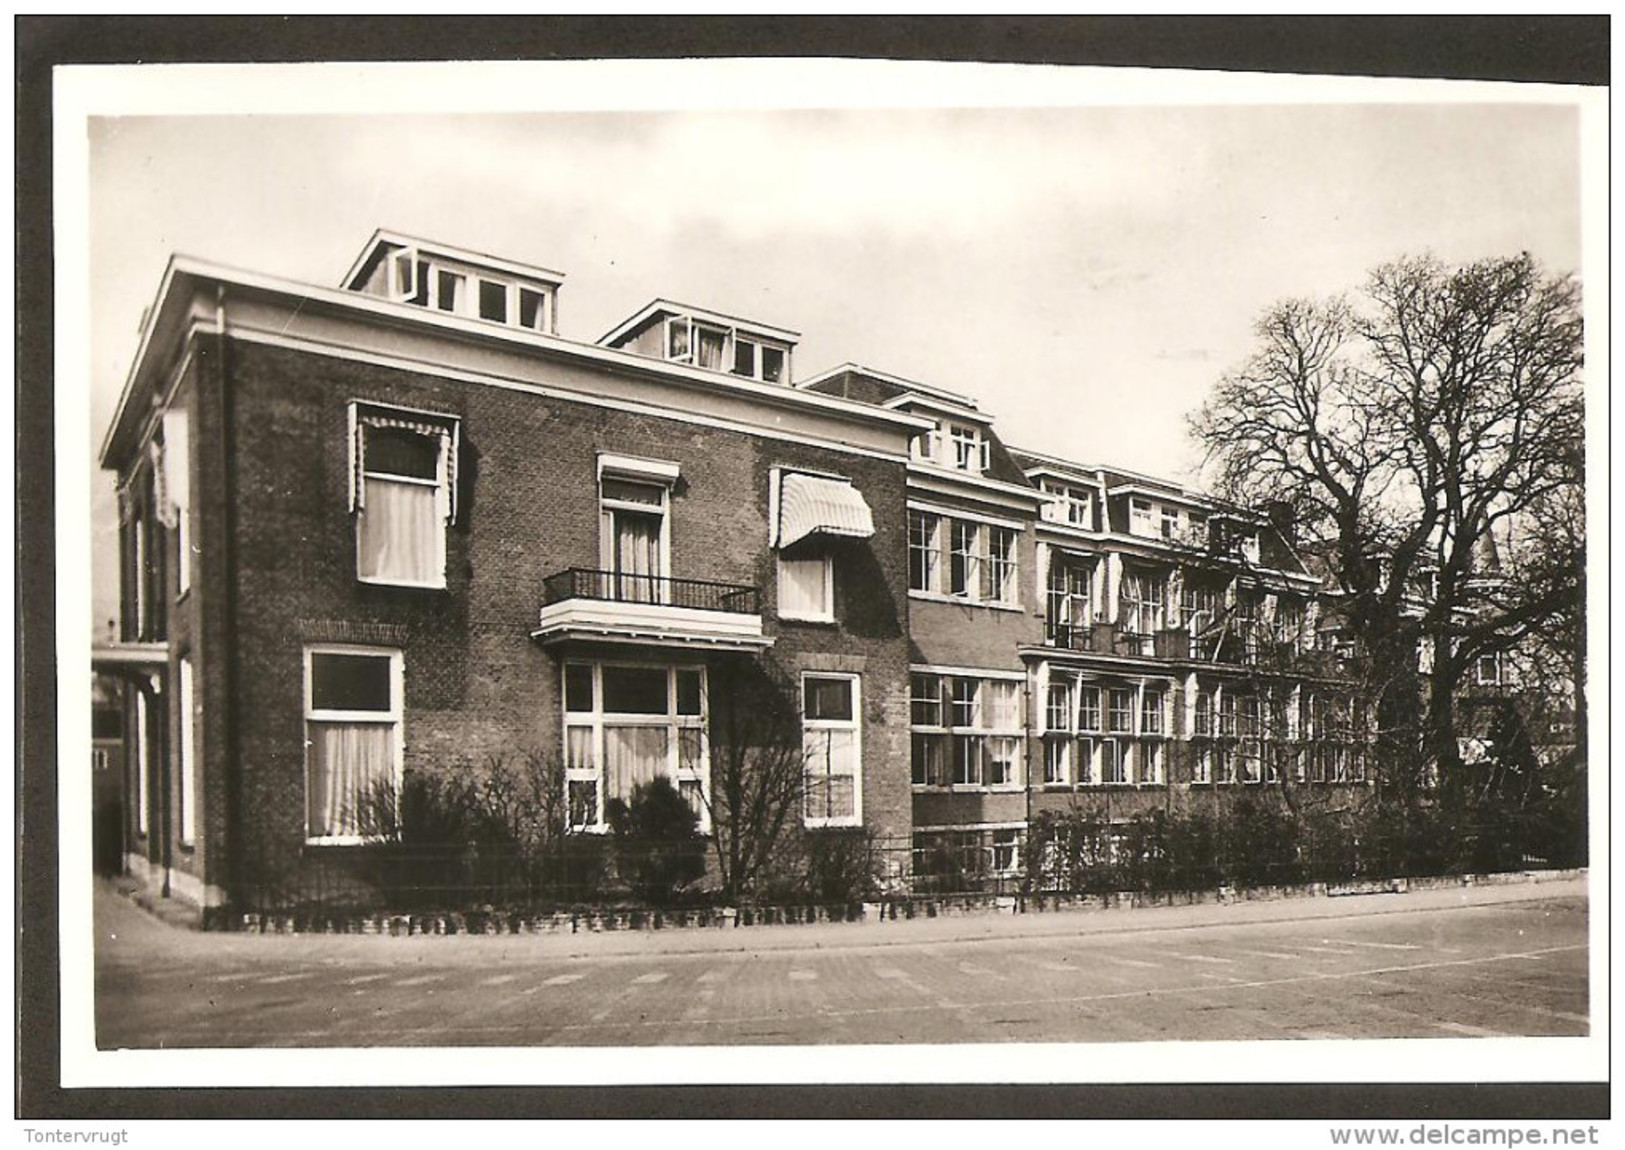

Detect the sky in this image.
[77,63,1588,634]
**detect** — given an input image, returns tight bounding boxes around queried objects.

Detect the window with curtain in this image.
[695,325,728,370]
[911,673,1022,791]
[304,648,401,843]
[135,687,150,837]
[777,553,833,621]
[353,406,456,588]
[179,658,197,847]
[562,662,707,832]
[803,674,860,826]
[600,477,668,604]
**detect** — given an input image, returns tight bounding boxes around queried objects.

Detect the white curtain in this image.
[359,478,439,583]
[604,725,668,803]
[778,555,826,617]
[696,328,727,369]
[307,722,394,838]
[614,511,661,602]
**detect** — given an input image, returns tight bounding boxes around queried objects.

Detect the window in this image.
[950,677,980,727]
[759,346,787,383]
[1476,652,1503,685]
[1192,744,1212,785]
[1130,498,1157,537]
[1045,681,1070,732]
[1141,689,1164,735]
[908,510,941,593]
[777,554,833,622]
[948,425,989,473]
[990,829,1021,876]
[133,516,147,638]
[949,521,980,598]
[1099,739,1127,785]
[912,673,1023,790]
[1120,568,1167,634]
[435,268,464,314]
[911,673,943,727]
[1043,737,1069,787]
[304,648,402,844]
[730,337,787,382]
[695,325,729,370]
[478,279,509,323]
[352,406,456,588]
[178,658,196,847]
[803,674,861,827]
[1108,688,1134,734]
[984,526,1018,605]
[1160,507,1180,540]
[1136,740,1163,785]
[1193,691,1213,736]
[135,688,151,837]
[564,662,708,832]
[1047,555,1093,642]
[1218,692,1237,738]
[667,318,693,362]
[1041,482,1092,528]
[161,407,191,596]
[601,475,670,603]
[1077,685,1101,732]
[518,287,550,332]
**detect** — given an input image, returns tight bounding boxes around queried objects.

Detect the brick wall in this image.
[216,338,914,897]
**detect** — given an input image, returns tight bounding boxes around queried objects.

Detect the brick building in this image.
[98,229,1372,916]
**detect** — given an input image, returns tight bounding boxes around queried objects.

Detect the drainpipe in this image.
[212,284,244,915]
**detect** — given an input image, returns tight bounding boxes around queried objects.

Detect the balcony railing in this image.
[542,568,761,616]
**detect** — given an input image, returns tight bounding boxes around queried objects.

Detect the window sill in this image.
[778,614,837,626]
[908,591,1024,613]
[911,785,1026,795]
[803,819,862,831]
[357,576,448,591]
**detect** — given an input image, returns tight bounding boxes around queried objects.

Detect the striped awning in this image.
[778,472,875,548]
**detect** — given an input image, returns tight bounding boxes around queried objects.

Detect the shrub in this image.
[605,777,708,906]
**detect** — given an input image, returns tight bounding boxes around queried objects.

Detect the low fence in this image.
[232,815,1576,924]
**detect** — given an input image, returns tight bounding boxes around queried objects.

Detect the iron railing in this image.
[542,568,761,615]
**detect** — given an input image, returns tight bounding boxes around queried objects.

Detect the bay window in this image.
[563,662,708,832]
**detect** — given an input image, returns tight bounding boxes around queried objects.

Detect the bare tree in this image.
[699,660,808,903]
[1191,253,1584,809]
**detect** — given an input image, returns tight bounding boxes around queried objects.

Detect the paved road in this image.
[94,879,1588,1048]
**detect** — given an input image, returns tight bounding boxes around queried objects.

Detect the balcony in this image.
[532,568,771,652]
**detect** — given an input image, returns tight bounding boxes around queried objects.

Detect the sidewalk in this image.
[95,871,1588,968]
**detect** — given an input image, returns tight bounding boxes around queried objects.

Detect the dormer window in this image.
[733,338,786,383]
[1041,482,1093,528]
[664,315,790,381]
[372,241,558,334]
[1130,498,1157,537]
[949,425,989,474]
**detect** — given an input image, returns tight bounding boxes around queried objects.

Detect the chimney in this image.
[1266,500,1296,546]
